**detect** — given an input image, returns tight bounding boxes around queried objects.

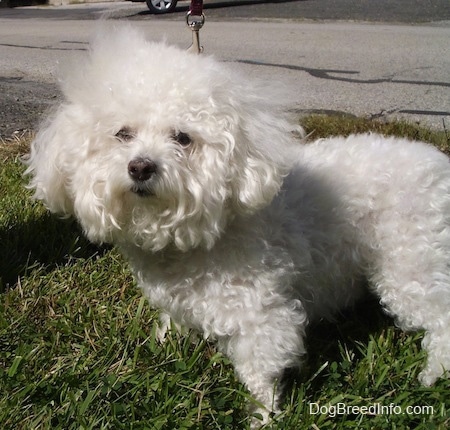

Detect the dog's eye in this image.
[172,131,192,147]
[115,127,135,142]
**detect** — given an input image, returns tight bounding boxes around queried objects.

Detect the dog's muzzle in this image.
[128,157,157,196]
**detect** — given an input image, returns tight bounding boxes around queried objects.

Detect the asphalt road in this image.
[148,0,450,24]
[0,1,449,137]
[2,0,450,23]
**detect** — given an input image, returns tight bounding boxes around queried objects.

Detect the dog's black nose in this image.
[128,158,157,181]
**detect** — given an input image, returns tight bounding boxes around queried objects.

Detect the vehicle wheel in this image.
[146,0,177,14]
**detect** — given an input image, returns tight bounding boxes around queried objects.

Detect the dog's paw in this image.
[419,329,450,385]
[155,312,171,343]
[155,312,192,343]
[250,407,281,429]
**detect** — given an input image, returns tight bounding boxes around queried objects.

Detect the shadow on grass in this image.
[282,294,397,392]
[0,212,107,292]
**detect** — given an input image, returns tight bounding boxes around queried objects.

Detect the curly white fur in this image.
[26,24,450,427]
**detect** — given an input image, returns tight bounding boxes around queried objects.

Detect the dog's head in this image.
[26,25,301,252]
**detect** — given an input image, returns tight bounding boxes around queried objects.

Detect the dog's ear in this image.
[230,137,284,213]
[228,108,301,214]
[25,107,75,216]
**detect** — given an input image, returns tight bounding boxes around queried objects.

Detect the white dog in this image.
[26,25,449,426]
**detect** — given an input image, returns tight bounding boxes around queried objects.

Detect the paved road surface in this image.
[2,0,450,23]
[0,1,449,137]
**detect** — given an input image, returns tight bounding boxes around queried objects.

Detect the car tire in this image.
[146,0,178,14]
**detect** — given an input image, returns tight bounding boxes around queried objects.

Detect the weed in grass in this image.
[1,117,449,429]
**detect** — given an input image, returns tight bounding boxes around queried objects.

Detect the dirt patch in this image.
[0,77,61,139]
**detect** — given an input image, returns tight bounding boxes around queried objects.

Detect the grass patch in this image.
[1,117,449,429]
[302,113,450,154]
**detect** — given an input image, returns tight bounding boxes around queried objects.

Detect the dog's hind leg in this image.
[368,199,450,385]
[373,269,450,385]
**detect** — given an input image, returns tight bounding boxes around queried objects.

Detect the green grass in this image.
[1,118,449,429]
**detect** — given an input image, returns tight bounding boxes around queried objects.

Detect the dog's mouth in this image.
[131,184,155,197]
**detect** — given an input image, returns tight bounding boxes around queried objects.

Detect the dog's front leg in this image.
[218,304,307,428]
